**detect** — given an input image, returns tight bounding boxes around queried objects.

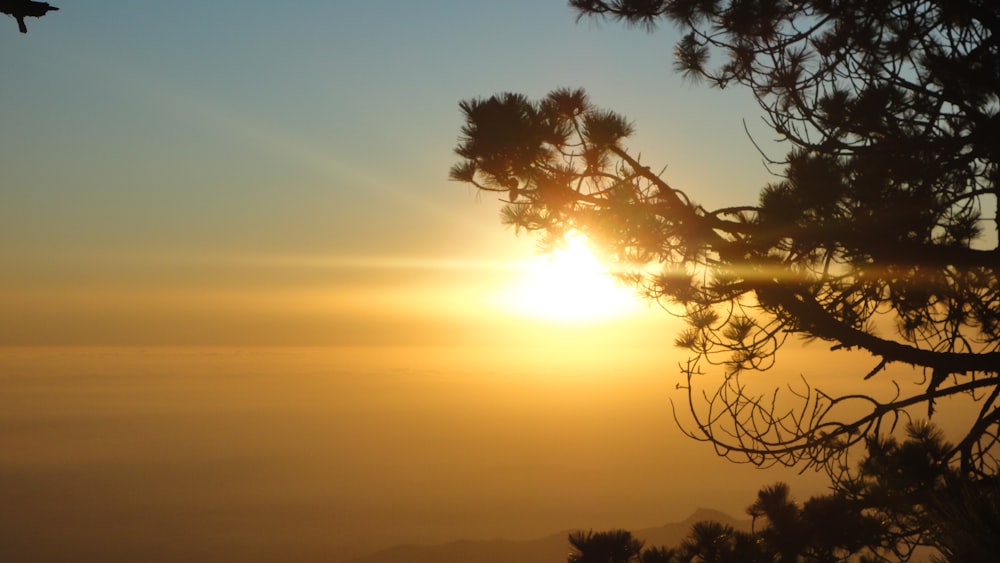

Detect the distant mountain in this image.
[345,509,752,563]
[634,508,750,550]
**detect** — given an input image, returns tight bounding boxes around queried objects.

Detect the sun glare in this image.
[495,236,645,322]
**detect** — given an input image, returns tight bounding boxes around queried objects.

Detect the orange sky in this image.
[0,345,836,561]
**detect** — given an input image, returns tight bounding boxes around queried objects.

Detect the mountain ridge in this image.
[345,509,752,563]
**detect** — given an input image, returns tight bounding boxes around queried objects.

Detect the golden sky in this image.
[0,345,836,561]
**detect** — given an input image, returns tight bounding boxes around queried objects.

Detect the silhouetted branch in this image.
[0,0,58,34]
[453,0,1000,477]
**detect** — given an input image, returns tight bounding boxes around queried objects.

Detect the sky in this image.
[0,2,851,561]
[0,0,780,347]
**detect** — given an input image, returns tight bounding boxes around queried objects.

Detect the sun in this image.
[494,235,645,322]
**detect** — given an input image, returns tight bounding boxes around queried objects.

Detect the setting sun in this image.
[494,235,646,322]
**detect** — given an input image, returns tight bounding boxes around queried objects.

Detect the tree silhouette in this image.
[924,477,1000,561]
[742,480,890,561]
[748,483,806,561]
[0,0,58,34]
[639,546,679,563]
[828,420,1000,560]
[451,1,1000,477]
[568,529,646,563]
[564,426,983,561]
[676,520,763,562]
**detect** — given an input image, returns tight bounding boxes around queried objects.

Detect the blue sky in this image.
[1,1,776,345]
